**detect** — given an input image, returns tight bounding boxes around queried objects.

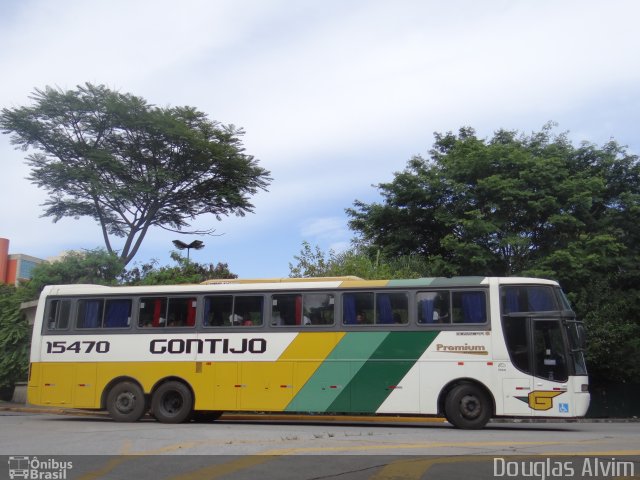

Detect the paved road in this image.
[1,409,638,479]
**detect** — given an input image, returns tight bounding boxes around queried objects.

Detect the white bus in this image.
[27,276,589,429]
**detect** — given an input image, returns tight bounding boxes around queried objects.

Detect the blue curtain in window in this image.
[505,288,520,313]
[377,294,393,324]
[420,298,435,324]
[343,294,356,324]
[528,288,555,311]
[105,300,131,328]
[84,301,101,328]
[462,292,486,323]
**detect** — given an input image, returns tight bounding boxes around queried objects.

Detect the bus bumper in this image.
[574,376,590,417]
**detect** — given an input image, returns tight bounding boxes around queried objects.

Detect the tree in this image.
[0,285,30,395]
[348,124,640,280]
[22,249,124,301]
[1,83,271,266]
[289,241,429,279]
[347,124,640,383]
[122,251,237,285]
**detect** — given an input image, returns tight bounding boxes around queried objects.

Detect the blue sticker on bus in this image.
[559,403,569,413]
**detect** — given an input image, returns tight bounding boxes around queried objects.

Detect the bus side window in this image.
[203,295,233,326]
[502,316,531,374]
[139,297,167,328]
[166,297,197,327]
[377,292,408,324]
[417,291,450,324]
[271,294,301,325]
[303,293,335,326]
[104,299,132,328]
[235,296,263,326]
[501,286,558,313]
[452,291,487,323]
[77,299,104,328]
[342,293,374,325]
[46,299,71,330]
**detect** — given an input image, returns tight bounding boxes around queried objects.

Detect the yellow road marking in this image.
[166,451,297,480]
[372,456,474,480]
[75,437,628,479]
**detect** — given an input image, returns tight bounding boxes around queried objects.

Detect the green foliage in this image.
[349,124,639,278]
[0,248,237,393]
[0,285,29,390]
[0,83,271,266]
[8,248,125,389]
[22,249,124,301]
[346,123,640,383]
[289,241,429,279]
[122,251,237,285]
[565,279,640,384]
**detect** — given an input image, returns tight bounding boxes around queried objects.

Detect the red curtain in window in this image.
[152,299,163,327]
[186,299,196,326]
[295,295,302,325]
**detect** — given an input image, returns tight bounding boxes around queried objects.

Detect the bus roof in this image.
[41,276,559,297]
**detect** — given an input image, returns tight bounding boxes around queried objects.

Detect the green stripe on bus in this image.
[327,331,439,413]
[285,332,389,412]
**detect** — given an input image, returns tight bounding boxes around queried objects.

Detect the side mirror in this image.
[577,323,587,349]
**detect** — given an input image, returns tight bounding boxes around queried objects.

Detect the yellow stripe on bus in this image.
[29,333,346,413]
[278,332,345,362]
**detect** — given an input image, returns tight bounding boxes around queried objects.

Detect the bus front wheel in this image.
[444,383,491,429]
[106,381,146,422]
[151,381,193,424]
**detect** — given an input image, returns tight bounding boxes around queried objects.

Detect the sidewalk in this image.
[0,400,108,417]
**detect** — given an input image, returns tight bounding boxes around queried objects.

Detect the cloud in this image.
[300,217,348,240]
[1,0,639,277]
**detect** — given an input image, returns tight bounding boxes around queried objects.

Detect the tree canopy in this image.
[347,124,640,283]
[20,249,124,301]
[0,284,29,392]
[0,83,271,266]
[289,241,429,280]
[346,124,640,383]
[0,249,237,393]
[122,251,237,285]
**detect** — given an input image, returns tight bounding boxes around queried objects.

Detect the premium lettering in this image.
[150,338,267,355]
[436,343,488,355]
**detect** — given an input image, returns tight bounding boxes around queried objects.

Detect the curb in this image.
[1,402,638,423]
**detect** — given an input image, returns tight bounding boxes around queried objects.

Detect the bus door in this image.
[501,314,571,415]
[531,318,570,417]
[503,315,570,416]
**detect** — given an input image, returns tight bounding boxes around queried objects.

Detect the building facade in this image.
[0,237,44,286]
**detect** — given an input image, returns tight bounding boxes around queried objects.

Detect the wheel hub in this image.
[460,394,481,419]
[116,392,136,413]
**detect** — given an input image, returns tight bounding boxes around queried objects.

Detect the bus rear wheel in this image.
[444,383,491,429]
[151,381,193,424]
[107,381,146,422]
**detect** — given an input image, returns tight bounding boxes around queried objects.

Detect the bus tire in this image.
[106,381,146,422]
[444,383,491,429]
[151,381,193,424]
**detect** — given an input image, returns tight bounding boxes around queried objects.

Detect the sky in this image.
[1,0,639,278]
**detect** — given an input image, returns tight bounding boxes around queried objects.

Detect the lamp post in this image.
[172,240,204,260]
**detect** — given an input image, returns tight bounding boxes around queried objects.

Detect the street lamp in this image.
[172,239,204,260]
